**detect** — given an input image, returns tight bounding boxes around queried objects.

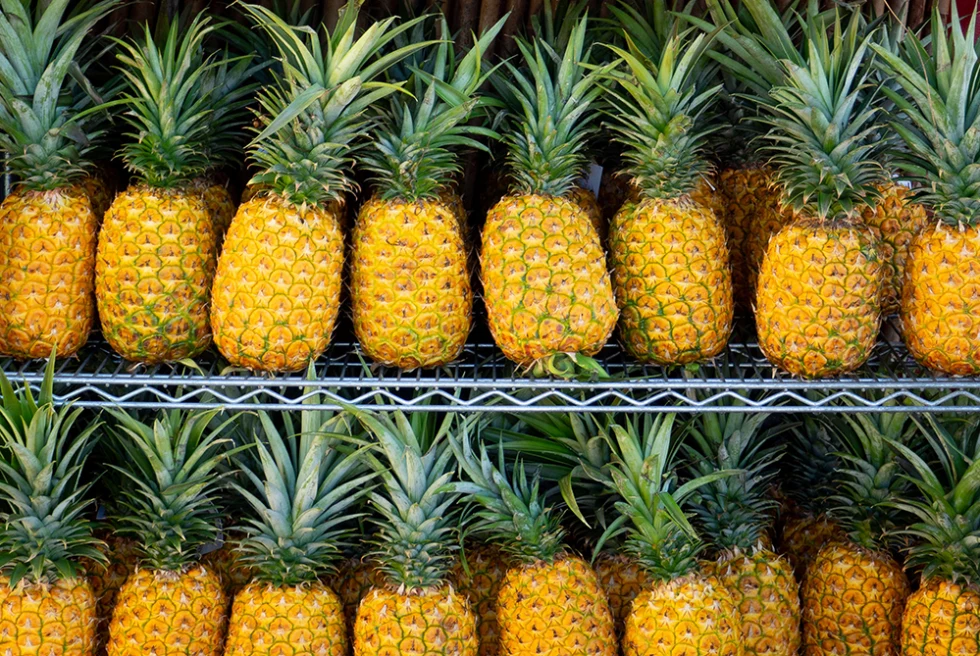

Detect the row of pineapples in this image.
[3,0,980,379]
[1,358,978,655]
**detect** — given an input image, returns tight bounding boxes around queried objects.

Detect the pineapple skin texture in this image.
[901,579,980,656]
[755,218,883,378]
[329,555,385,643]
[0,576,98,656]
[351,198,472,369]
[450,546,511,656]
[860,183,927,315]
[96,186,216,364]
[496,555,616,656]
[594,552,652,640]
[106,565,227,656]
[211,196,344,373]
[802,542,908,656]
[901,223,980,375]
[567,186,605,242]
[0,188,98,359]
[353,585,477,656]
[224,582,347,656]
[81,535,139,656]
[625,573,743,656]
[609,197,734,365]
[705,549,801,656]
[192,181,236,243]
[779,514,845,577]
[201,543,253,596]
[480,194,617,365]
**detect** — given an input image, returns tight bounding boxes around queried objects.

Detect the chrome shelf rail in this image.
[2,319,977,413]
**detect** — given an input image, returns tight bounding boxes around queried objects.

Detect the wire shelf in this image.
[1,317,977,413]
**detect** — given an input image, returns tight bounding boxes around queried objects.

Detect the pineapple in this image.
[81,533,139,655]
[451,428,616,656]
[330,554,385,644]
[201,533,253,596]
[223,404,374,656]
[602,20,734,365]
[584,414,742,656]
[887,415,980,656]
[211,3,429,373]
[0,357,105,655]
[686,410,801,656]
[351,17,504,369]
[450,544,512,656]
[0,0,116,359]
[873,6,980,375]
[104,409,237,656]
[861,183,928,315]
[351,409,477,656]
[801,410,913,656]
[480,16,618,369]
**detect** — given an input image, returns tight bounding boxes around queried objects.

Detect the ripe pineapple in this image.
[0,357,105,655]
[352,17,504,369]
[351,409,477,656]
[593,551,653,640]
[874,7,980,375]
[0,0,116,359]
[887,414,980,656]
[686,410,801,656]
[602,24,734,365]
[330,554,385,645]
[861,183,928,315]
[105,409,236,656]
[801,411,913,656]
[212,4,428,373]
[450,545,512,656]
[223,405,374,656]
[201,533,253,596]
[82,533,139,655]
[451,430,616,656]
[480,17,618,368]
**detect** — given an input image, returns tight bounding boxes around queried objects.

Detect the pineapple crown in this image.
[354,408,460,590]
[0,358,104,585]
[362,15,505,202]
[827,407,913,552]
[601,24,721,201]
[112,14,253,187]
[587,414,736,582]
[873,6,980,227]
[108,408,239,572]
[759,7,885,221]
[494,15,611,197]
[684,410,782,553]
[451,424,566,565]
[782,413,840,514]
[887,415,980,585]
[242,2,434,207]
[233,405,375,587]
[0,0,117,191]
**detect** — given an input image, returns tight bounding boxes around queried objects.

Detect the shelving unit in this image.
[3,318,978,413]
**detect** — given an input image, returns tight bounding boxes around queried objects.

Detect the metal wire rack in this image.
[2,318,978,413]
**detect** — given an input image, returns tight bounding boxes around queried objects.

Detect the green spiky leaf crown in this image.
[108,409,237,572]
[0,0,117,191]
[242,2,433,207]
[0,358,104,585]
[873,6,980,227]
[362,16,504,202]
[233,406,374,587]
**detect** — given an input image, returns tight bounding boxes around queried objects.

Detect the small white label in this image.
[579,162,603,197]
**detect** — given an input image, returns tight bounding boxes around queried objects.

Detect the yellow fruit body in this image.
[0,187,97,359]
[705,549,801,656]
[107,565,227,656]
[211,195,344,372]
[329,556,385,642]
[802,542,908,656]
[901,223,980,375]
[779,514,844,576]
[450,546,511,656]
[625,573,743,656]
[96,185,216,363]
[609,197,734,364]
[755,217,883,377]
[224,582,347,656]
[567,185,605,241]
[201,542,253,595]
[594,552,652,640]
[496,555,615,656]
[901,579,980,656]
[860,183,927,315]
[0,576,98,656]
[191,180,236,241]
[353,585,477,656]
[480,194,617,365]
[80,169,115,219]
[82,535,139,655]
[351,197,472,369]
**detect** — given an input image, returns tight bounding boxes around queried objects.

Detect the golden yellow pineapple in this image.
[901,579,980,656]
[330,555,385,642]
[594,551,653,639]
[451,545,511,656]
[780,513,844,574]
[0,576,99,655]
[191,178,236,241]
[82,534,139,655]
[226,583,346,656]
[355,586,477,655]
[481,18,618,369]
[202,538,253,595]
